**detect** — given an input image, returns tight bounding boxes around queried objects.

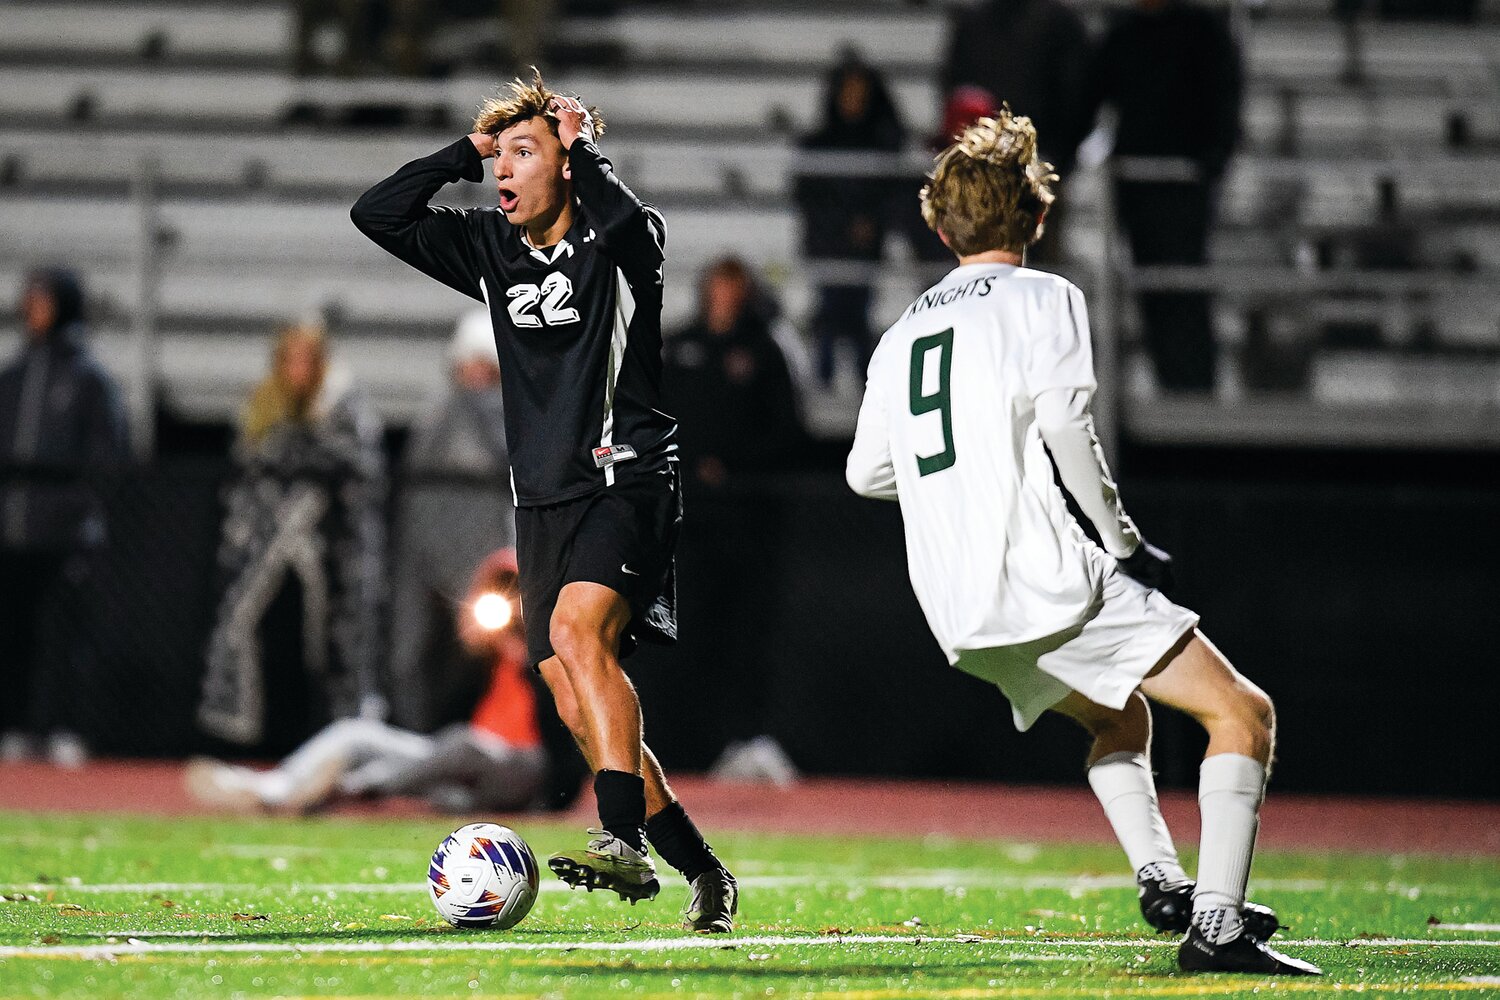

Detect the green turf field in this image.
[0,812,1496,998]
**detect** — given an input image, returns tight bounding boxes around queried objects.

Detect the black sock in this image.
[594,770,647,855]
[646,801,723,883]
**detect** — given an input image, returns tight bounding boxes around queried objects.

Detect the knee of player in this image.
[548,610,603,666]
[1245,687,1276,740]
[1227,685,1276,754]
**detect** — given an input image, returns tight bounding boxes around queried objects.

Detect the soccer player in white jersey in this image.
[845,109,1320,976]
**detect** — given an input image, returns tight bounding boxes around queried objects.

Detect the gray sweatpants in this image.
[273,718,546,813]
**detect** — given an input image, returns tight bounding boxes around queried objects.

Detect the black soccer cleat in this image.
[682,867,738,933]
[1178,925,1322,975]
[1138,874,1282,940]
[1138,874,1195,933]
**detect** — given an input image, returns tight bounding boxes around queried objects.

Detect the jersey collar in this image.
[510,197,598,266]
[520,232,574,265]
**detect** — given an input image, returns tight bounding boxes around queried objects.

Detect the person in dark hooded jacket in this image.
[0,268,128,765]
[794,52,906,386]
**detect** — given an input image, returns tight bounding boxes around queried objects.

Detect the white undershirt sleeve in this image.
[846,375,899,501]
[1035,386,1141,558]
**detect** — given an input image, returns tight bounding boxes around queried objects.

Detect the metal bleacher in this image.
[3,0,1499,445]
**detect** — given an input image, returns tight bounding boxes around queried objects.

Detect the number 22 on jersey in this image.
[507,272,581,328]
[910,328,956,476]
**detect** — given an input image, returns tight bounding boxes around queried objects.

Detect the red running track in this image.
[1,762,1495,855]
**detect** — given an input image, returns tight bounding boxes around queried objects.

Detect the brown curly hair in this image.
[919,105,1058,256]
[472,69,606,141]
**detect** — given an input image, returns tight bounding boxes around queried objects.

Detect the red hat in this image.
[941,85,999,143]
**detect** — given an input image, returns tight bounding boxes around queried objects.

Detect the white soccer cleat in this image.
[548,828,660,903]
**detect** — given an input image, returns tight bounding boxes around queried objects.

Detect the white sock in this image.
[1087,751,1188,884]
[1192,752,1267,943]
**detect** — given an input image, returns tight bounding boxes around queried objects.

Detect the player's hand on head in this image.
[547,95,595,148]
[468,131,497,159]
[1118,540,1175,594]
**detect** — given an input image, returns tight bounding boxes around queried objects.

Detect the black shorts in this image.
[514,465,681,668]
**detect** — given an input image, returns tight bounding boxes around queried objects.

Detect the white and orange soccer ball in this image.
[427,823,540,929]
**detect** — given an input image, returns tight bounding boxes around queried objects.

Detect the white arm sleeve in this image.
[846,376,899,501]
[1035,387,1141,558]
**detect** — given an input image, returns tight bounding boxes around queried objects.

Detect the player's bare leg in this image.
[548,582,642,775]
[1140,630,1274,763]
[539,585,736,929]
[1138,629,1319,975]
[540,583,657,902]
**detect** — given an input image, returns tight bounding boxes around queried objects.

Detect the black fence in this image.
[4,451,1496,798]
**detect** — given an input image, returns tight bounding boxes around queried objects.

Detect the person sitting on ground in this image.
[187,548,547,814]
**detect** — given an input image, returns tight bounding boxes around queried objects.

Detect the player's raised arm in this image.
[349,136,489,301]
[846,361,899,501]
[550,95,666,279]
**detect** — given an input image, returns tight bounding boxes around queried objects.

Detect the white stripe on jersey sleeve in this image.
[598,267,635,487]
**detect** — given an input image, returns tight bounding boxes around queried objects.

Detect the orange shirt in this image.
[469,649,542,748]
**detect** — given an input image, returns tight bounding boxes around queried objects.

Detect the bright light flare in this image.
[473,592,513,631]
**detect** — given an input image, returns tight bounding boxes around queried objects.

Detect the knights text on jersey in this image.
[351,136,677,507]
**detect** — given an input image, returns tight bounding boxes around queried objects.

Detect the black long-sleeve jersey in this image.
[351,136,677,507]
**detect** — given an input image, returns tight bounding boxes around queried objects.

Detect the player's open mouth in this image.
[498,189,519,213]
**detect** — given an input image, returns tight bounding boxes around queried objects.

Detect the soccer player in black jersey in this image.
[351,75,737,933]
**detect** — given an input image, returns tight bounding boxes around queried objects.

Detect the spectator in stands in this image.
[187,548,549,814]
[295,0,552,78]
[941,0,1092,265]
[388,309,515,732]
[661,256,801,761]
[198,322,387,754]
[794,51,906,386]
[500,0,556,71]
[1084,0,1243,392]
[942,0,1092,175]
[0,268,128,768]
[294,0,430,76]
[665,257,803,490]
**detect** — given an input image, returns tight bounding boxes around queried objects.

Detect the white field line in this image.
[1,872,1482,896]
[3,934,1500,961]
[1438,923,1500,932]
[94,931,241,938]
[216,844,411,859]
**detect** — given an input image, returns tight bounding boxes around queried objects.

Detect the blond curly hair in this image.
[241,323,327,445]
[919,105,1058,256]
[472,69,606,140]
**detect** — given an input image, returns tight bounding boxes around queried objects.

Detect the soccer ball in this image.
[427,823,540,929]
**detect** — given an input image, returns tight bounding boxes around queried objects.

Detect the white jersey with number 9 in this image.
[846,262,1110,662]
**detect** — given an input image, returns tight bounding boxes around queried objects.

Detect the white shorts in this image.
[954,564,1199,732]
